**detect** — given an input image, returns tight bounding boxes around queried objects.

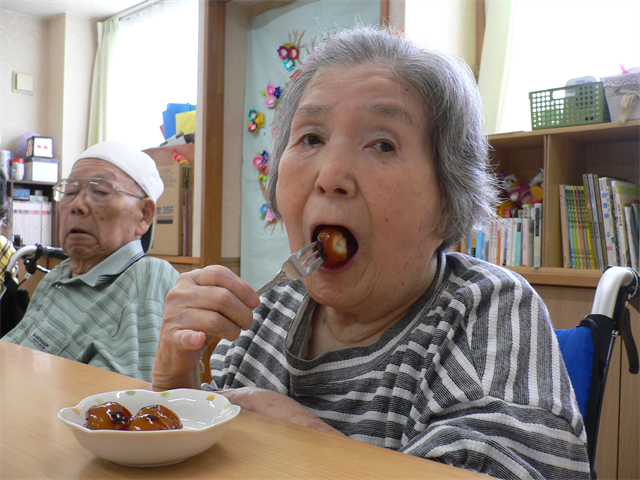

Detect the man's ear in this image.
[136,198,156,237]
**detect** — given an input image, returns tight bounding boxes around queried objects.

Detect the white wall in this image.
[0,10,96,176]
[0,10,51,154]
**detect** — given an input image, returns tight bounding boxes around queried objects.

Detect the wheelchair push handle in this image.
[591,266,639,318]
[38,245,67,260]
[5,244,68,275]
[590,266,640,376]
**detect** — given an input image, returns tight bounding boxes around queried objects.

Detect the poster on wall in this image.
[240,0,380,289]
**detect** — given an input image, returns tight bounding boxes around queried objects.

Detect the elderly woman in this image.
[152,27,589,478]
[5,141,179,381]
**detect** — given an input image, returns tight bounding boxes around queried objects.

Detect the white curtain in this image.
[87,19,120,148]
[479,0,640,134]
[88,0,199,151]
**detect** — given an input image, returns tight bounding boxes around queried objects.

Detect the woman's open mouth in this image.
[314,225,358,267]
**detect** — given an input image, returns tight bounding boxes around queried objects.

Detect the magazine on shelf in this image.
[610,180,639,268]
[624,205,639,271]
[599,176,622,266]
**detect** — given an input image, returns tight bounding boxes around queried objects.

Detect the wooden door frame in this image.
[199,0,227,268]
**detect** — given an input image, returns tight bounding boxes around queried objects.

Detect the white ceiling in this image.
[0,0,144,21]
[0,1,300,22]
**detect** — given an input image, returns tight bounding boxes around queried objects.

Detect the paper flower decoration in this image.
[261,84,282,109]
[260,203,276,222]
[277,45,290,59]
[247,110,264,133]
[253,150,270,179]
[277,43,297,70]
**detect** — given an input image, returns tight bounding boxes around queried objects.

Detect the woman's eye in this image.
[373,141,395,153]
[302,134,322,146]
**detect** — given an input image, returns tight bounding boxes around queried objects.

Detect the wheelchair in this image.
[555,266,639,478]
[1,243,68,336]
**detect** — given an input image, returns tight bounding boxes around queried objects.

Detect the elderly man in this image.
[4,141,179,381]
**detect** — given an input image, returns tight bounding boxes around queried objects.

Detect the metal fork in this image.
[256,241,324,295]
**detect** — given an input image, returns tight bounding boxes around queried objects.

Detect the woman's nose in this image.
[314,146,357,198]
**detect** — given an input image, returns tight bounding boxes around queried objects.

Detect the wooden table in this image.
[0,340,489,479]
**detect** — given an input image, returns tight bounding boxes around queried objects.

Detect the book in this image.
[589,173,608,268]
[522,205,534,267]
[578,185,596,269]
[467,230,476,257]
[568,186,584,268]
[500,218,508,266]
[599,176,621,266]
[630,204,640,271]
[514,218,522,267]
[610,180,640,267]
[624,205,639,271]
[533,202,542,268]
[488,219,498,266]
[508,217,517,266]
[495,219,502,266]
[558,184,571,268]
[582,174,602,268]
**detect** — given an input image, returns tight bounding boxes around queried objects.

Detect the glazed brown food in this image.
[84,402,132,430]
[317,226,355,266]
[127,405,183,431]
[84,402,183,431]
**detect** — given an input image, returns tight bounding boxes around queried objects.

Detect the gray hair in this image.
[266,26,498,250]
[0,168,8,221]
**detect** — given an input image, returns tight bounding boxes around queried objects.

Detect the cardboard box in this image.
[24,157,59,183]
[148,163,193,256]
[603,71,640,123]
[26,136,53,158]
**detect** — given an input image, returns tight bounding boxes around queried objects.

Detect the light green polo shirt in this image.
[4,240,179,381]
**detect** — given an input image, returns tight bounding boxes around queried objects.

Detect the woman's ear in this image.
[136,198,156,237]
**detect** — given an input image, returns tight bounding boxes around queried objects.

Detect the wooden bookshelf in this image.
[489,120,640,480]
[489,119,640,277]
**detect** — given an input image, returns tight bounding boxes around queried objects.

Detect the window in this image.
[405,0,640,134]
[105,0,199,150]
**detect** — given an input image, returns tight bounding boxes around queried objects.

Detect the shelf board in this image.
[8,179,56,186]
[489,119,640,146]
[508,266,602,288]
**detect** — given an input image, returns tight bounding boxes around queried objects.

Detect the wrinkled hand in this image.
[219,387,345,436]
[152,265,260,391]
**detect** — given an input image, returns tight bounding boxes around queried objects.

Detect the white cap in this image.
[75,141,164,201]
[74,141,163,252]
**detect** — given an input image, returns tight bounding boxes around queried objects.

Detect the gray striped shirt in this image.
[206,251,590,479]
[4,240,179,381]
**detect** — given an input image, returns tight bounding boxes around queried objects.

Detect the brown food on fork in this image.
[317,226,356,266]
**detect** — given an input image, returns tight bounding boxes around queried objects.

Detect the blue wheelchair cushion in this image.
[555,326,594,419]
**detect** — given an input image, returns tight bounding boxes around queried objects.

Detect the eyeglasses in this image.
[53,178,146,205]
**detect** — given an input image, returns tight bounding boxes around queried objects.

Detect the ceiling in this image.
[0,0,298,22]
[0,0,144,21]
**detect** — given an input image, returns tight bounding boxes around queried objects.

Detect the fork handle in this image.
[256,269,289,296]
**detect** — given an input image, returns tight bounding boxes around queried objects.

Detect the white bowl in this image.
[58,388,240,467]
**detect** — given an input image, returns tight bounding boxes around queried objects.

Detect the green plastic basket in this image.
[529,82,610,130]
